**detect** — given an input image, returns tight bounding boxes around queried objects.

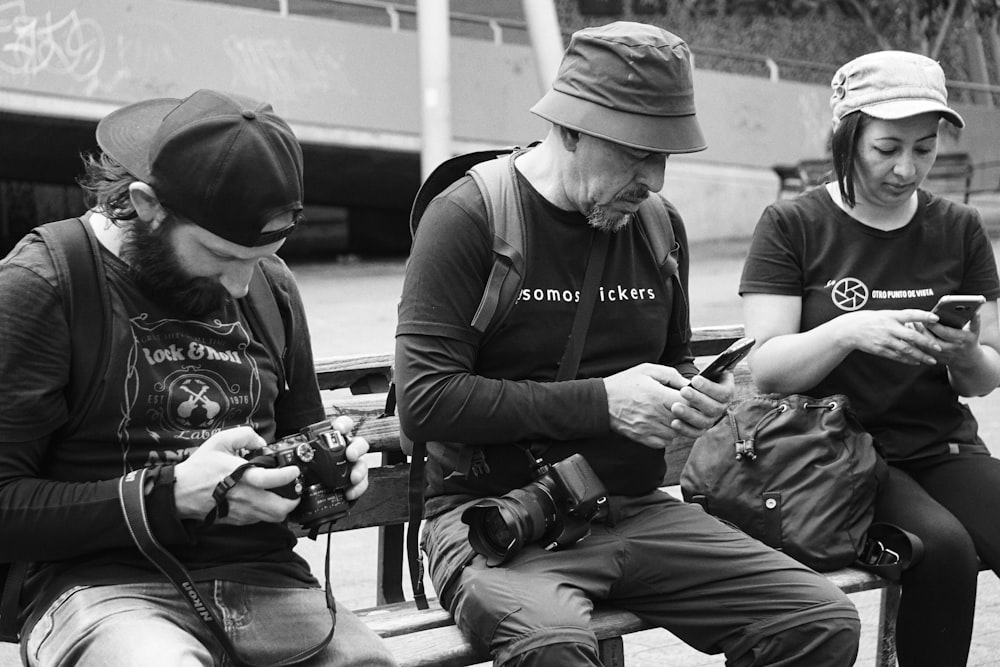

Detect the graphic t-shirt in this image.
[740,187,1000,460]
[0,228,325,618]
[397,169,696,512]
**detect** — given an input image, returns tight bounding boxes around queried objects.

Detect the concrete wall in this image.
[2,0,998,243]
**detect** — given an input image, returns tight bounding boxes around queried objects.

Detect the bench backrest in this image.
[311,324,753,535]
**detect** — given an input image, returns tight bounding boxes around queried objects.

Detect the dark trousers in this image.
[423,490,860,666]
[878,450,1000,667]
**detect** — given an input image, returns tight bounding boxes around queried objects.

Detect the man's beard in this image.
[587,187,649,233]
[120,218,228,317]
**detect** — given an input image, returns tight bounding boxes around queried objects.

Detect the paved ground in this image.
[4,233,1000,665]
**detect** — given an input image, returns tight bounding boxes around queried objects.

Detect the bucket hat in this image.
[831,51,964,129]
[97,89,304,247]
[531,22,706,153]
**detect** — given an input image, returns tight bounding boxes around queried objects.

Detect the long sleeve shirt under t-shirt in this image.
[0,229,325,622]
[395,170,696,519]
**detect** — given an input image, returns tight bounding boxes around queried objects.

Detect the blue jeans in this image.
[21,581,397,667]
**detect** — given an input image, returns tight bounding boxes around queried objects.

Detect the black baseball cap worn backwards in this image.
[96,89,304,247]
[531,22,706,154]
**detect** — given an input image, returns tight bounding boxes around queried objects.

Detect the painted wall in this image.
[2,0,997,242]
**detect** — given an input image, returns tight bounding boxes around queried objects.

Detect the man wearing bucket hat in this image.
[395,22,860,666]
[0,90,396,666]
[742,50,1000,666]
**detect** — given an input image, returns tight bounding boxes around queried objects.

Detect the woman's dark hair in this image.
[830,112,867,208]
[77,152,138,223]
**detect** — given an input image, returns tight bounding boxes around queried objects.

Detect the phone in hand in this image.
[697,337,755,382]
[931,295,986,329]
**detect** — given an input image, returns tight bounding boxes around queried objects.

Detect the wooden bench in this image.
[313,324,908,667]
[773,152,977,203]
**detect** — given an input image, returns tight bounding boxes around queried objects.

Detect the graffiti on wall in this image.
[224,36,358,101]
[0,0,104,82]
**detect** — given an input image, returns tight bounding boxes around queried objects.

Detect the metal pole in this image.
[416,0,452,180]
[521,0,564,93]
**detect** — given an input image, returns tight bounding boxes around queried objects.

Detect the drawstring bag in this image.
[680,394,911,573]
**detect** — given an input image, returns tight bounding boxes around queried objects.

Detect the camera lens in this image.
[462,482,557,567]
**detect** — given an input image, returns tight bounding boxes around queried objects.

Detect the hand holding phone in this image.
[698,337,755,382]
[931,295,985,329]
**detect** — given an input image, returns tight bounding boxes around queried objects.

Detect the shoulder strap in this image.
[636,196,678,278]
[0,562,26,642]
[637,196,691,344]
[408,145,539,340]
[466,151,529,336]
[241,263,287,392]
[36,217,112,438]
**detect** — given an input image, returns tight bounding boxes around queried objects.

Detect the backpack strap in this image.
[0,562,27,643]
[241,263,287,392]
[636,196,691,344]
[406,439,429,610]
[636,196,678,279]
[466,152,530,335]
[36,217,112,437]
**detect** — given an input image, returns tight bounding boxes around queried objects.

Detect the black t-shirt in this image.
[396,167,695,514]
[0,226,325,618]
[740,187,1000,460]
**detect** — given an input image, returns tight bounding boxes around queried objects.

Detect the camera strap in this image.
[527,228,611,465]
[557,229,610,383]
[119,467,336,667]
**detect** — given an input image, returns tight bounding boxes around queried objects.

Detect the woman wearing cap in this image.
[740,50,1000,665]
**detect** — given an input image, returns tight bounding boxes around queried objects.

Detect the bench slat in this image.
[371,604,652,667]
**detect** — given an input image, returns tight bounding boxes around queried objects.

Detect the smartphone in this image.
[698,337,755,382]
[931,294,986,329]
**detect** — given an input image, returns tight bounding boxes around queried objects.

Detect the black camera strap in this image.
[118,468,336,667]
[527,228,611,464]
[557,229,610,382]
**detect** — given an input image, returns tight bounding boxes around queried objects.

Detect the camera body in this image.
[461,453,608,566]
[258,419,352,530]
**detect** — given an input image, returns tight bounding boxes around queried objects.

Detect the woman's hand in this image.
[839,309,941,365]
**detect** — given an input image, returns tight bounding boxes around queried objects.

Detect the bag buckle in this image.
[734,439,756,461]
[859,538,900,567]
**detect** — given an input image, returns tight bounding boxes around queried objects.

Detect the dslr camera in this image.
[255,418,353,531]
[461,453,608,566]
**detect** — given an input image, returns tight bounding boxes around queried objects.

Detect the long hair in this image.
[76,152,138,223]
[830,112,867,208]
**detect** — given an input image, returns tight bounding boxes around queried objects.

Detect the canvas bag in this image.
[680,393,886,571]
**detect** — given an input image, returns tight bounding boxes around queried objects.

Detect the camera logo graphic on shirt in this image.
[831,277,869,311]
[165,373,230,430]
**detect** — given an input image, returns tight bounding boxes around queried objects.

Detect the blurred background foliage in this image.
[556,0,1000,105]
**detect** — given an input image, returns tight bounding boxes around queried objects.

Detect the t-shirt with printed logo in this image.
[740,187,1000,460]
[0,233,325,620]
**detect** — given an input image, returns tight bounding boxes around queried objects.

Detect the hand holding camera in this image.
[174,419,364,530]
[248,417,359,531]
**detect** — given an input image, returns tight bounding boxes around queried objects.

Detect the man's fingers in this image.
[239,464,301,490]
[346,436,369,462]
[200,426,266,454]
